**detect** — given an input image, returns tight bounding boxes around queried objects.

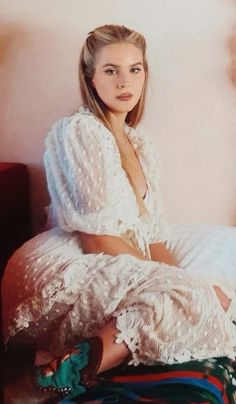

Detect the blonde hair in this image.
[79,24,149,215]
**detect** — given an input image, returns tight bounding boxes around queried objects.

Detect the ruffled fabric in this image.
[112,264,236,366]
[3,239,236,364]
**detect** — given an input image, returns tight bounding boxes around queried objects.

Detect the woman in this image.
[2,24,236,401]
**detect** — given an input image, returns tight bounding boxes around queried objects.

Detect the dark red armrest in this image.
[0,163,32,273]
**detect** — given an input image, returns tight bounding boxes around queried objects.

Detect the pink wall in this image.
[0,0,236,232]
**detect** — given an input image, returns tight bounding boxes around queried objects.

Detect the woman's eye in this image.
[104,69,117,75]
[104,67,142,75]
[130,67,142,73]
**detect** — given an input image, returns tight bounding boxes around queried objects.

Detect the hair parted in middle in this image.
[79,24,149,131]
[79,24,149,216]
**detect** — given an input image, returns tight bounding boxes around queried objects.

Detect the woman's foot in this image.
[4,337,103,403]
[36,337,103,400]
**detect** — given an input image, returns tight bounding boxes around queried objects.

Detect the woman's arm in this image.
[79,232,148,260]
[149,242,178,266]
[80,233,178,266]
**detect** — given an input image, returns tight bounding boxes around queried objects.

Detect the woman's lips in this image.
[116,93,133,101]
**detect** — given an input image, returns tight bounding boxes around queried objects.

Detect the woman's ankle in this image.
[97,319,130,373]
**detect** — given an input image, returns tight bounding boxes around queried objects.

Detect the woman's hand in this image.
[149,242,178,266]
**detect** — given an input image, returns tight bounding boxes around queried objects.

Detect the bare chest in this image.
[120,140,148,199]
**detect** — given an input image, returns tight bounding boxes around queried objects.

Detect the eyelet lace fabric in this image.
[2,107,236,364]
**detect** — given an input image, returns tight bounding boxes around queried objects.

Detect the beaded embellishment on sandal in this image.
[35,337,103,400]
[36,342,90,399]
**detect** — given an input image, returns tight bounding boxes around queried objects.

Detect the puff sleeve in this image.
[44,114,139,235]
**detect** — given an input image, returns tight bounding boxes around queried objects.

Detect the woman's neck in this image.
[108,111,127,141]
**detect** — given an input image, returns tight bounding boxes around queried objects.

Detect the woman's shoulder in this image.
[45,106,112,147]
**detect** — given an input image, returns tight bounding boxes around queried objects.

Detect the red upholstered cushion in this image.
[0,163,31,272]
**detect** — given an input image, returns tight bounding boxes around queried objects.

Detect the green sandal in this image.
[36,336,103,400]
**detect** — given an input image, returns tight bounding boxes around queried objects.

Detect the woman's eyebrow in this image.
[102,62,143,68]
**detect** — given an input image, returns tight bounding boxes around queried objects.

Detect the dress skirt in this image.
[2,226,236,366]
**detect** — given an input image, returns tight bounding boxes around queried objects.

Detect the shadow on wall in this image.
[0,21,30,126]
[0,20,24,62]
[0,19,81,234]
[228,27,236,87]
[0,22,49,234]
[0,22,22,169]
[228,25,236,225]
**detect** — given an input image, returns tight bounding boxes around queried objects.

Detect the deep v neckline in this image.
[115,132,150,207]
[125,127,149,200]
[78,107,149,202]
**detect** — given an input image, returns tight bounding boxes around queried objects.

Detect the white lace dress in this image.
[2,106,236,365]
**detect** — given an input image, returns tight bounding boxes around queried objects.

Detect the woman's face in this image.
[92,42,145,117]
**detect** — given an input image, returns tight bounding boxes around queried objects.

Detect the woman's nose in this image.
[116,71,131,89]
[117,82,129,89]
